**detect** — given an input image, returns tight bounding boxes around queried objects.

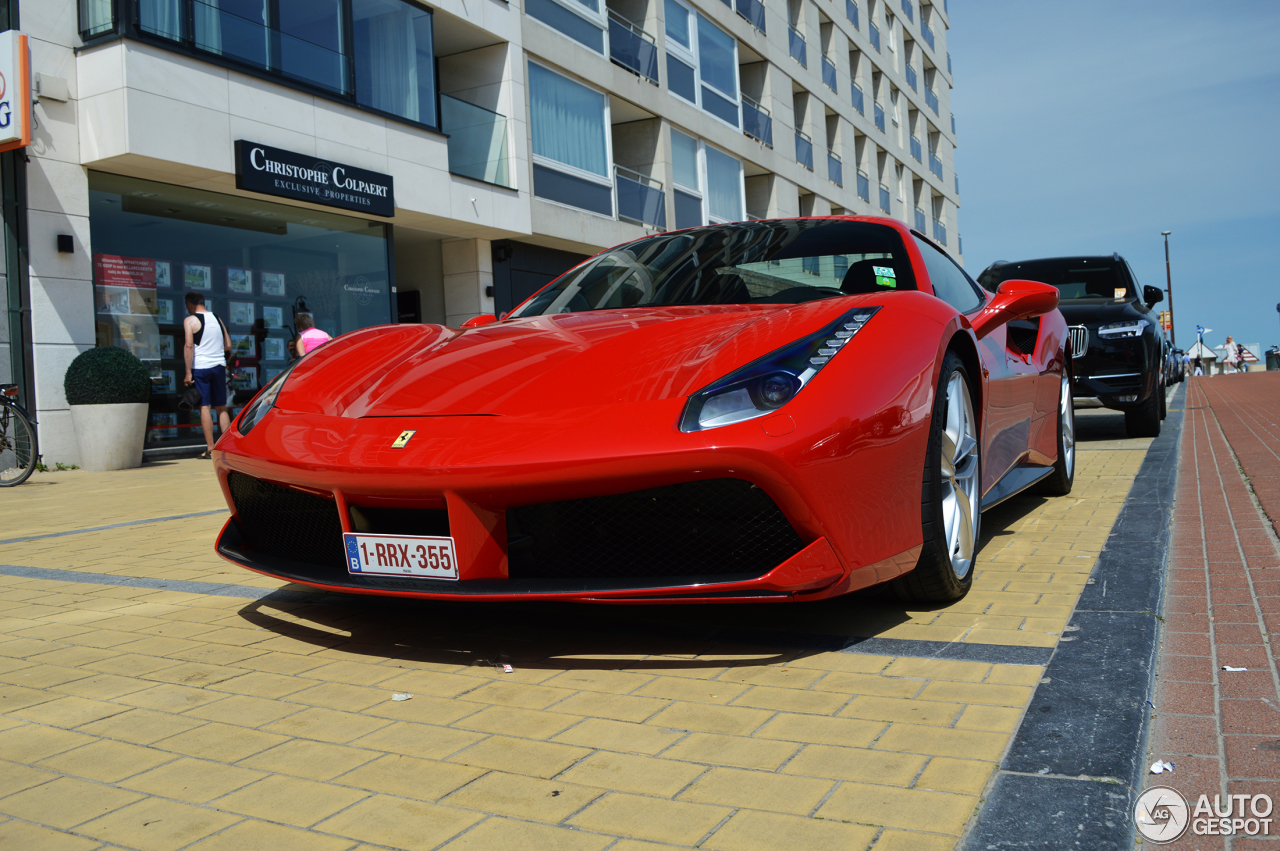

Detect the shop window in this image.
[670,128,745,228]
[664,0,741,128]
[529,63,614,217]
[87,173,393,449]
[82,0,438,131]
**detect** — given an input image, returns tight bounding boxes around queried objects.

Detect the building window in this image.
[529,63,614,217]
[670,129,745,227]
[83,0,440,131]
[664,0,741,128]
[87,172,392,449]
[353,0,436,125]
[528,0,607,53]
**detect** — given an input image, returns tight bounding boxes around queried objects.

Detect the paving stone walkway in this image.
[1150,373,1280,850]
[0,408,1154,851]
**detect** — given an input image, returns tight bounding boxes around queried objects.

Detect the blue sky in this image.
[948,0,1280,351]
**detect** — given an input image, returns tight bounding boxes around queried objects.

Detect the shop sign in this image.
[235,140,395,217]
[0,31,31,154]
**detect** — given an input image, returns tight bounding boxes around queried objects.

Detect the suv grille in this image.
[227,472,346,570]
[507,479,804,581]
[1069,326,1088,358]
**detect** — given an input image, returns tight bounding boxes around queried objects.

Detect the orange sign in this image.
[0,31,31,154]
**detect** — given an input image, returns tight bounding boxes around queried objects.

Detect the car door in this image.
[912,237,1032,495]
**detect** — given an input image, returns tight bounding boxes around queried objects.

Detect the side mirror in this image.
[1144,285,1164,307]
[969,279,1060,340]
[460,314,498,329]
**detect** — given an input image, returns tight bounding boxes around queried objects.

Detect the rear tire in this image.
[1037,371,1075,496]
[894,351,980,604]
[0,404,38,487]
[1158,381,1167,420]
[1124,384,1162,438]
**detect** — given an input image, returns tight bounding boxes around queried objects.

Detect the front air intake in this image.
[506,479,804,581]
[227,472,346,570]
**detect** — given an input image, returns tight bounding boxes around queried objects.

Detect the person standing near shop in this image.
[183,292,232,459]
[293,312,331,357]
[1222,335,1239,374]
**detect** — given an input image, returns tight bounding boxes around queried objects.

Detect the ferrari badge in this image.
[391,430,416,448]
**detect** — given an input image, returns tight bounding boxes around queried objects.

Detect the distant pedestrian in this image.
[1182,352,1191,378]
[292,312,331,358]
[183,292,232,459]
[1193,357,1203,377]
[1237,343,1249,373]
[1223,336,1239,373]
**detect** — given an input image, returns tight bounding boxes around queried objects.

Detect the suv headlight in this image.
[680,307,880,432]
[236,360,300,436]
[1097,319,1149,339]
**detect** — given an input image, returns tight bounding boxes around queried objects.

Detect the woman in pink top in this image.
[295,312,331,355]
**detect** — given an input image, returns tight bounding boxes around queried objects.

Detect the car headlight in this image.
[680,306,880,432]
[1097,319,1149,339]
[236,360,300,436]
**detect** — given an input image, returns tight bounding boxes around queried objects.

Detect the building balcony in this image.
[933,219,947,245]
[440,95,512,188]
[828,151,843,187]
[822,55,838,92]
[929,151,943,178]
[951,112,956,134]
[615,166,667,229]
[905,64,917,92]
[857,169,870,202]
[742,95,773,147]
[869,22,881,51]
[922,22,935,50]
[947,51,952,74]
[914,206,927,232]
[954,173,959,194]
[900,0,914,22]
[795,129,814,170]
[852,83,865,115]
[925,87,939,114]
[878,183,891,214]
[789,27,808,67]
[846,0,860,29]
[873,102,886,132]
[608,11,659,84]
[735,0,767,33]
[909,135,922,162]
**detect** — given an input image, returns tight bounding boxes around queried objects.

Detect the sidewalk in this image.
[1150,372,1280,849]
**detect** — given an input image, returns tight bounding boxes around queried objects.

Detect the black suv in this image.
[978,254,1166,437]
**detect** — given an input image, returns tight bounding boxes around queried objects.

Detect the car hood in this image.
[276,300,870,418]
[1057,299,1146,327]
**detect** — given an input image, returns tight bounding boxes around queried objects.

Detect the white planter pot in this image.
[70,402,149,471]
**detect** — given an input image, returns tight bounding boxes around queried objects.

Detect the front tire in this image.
[1037,371,1075,496]
[894,351,980,604]
[1125,383,1162,438]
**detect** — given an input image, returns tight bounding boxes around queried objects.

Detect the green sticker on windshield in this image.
[873,265,897,288]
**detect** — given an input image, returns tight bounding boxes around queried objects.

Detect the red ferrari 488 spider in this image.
[214,216,1073,604]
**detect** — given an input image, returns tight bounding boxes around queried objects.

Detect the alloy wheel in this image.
[939,371,980,579]
[1061,373,1075,478]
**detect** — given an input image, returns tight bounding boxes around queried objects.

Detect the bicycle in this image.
[1,384,38,487]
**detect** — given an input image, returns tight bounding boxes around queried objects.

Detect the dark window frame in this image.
[912,233,984,314]
[79,0,444,137]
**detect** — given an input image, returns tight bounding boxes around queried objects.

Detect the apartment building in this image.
[0,0,959,461]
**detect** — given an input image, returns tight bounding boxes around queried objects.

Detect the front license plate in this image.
[343,533,459,580]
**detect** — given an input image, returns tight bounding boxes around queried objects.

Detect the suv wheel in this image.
[1125,387,1162,438]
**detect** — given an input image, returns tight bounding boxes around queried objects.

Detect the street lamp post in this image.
[1162,231,1175,347]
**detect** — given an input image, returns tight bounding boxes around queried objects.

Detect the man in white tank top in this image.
[183,292,232,459]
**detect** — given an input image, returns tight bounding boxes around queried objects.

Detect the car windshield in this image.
[978,258,1131,301]
[511,220,916,316]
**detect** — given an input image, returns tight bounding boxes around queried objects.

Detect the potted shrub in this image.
[64,347,152,471]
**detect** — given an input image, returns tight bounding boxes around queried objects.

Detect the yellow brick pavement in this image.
[0,410,1149,850]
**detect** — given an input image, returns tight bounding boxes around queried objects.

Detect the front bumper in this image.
[1070,334,1155,409]
[212,402,927,603]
